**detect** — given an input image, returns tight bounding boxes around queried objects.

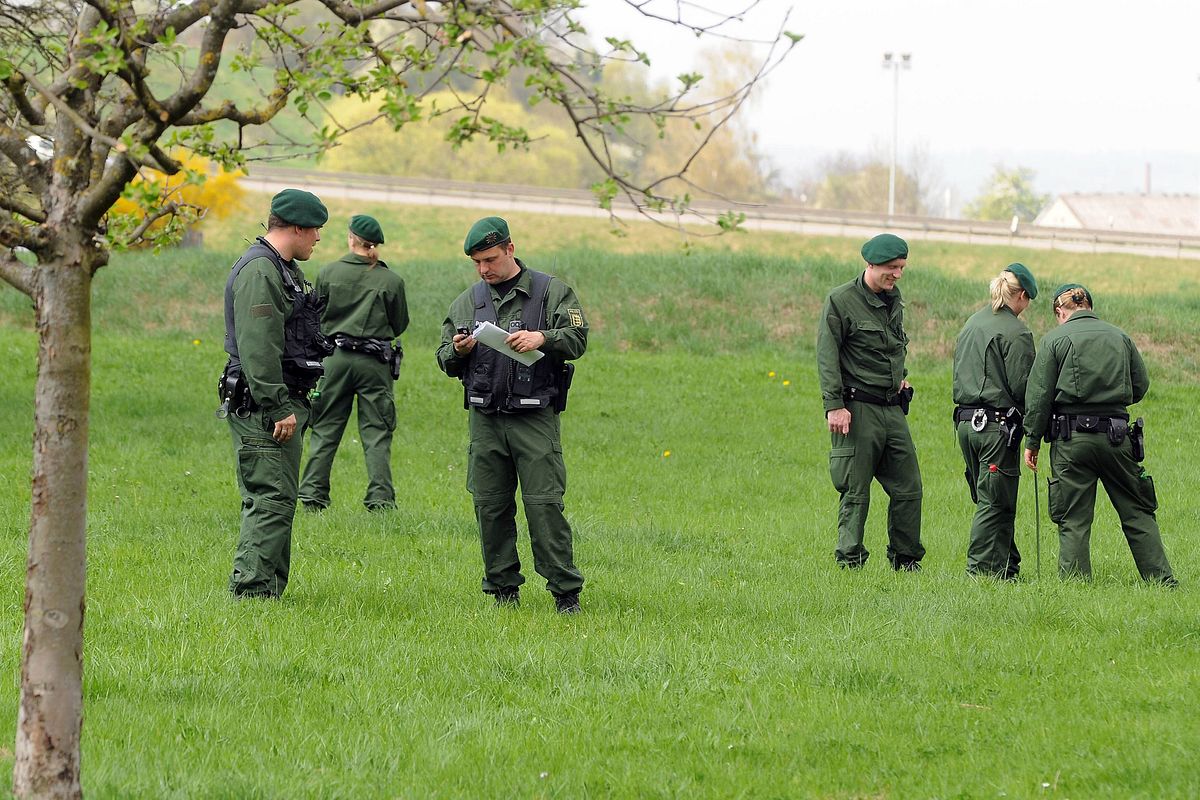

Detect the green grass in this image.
[0,219,1198,798]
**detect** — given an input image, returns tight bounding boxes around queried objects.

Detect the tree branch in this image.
[0,251,36,298]
[2,73,46,126]
[0,122,49,197]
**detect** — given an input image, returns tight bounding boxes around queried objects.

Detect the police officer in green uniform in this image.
[817,233,924,570]
[952,263,1038,579]
[436,217,587,612]
[1023,284,1176,584]
[221,188,329,598]
[299,215,410,511]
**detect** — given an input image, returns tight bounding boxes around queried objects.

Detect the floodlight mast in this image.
[882,52,912,217]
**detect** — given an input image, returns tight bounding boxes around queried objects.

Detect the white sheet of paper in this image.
[472,320,545,366]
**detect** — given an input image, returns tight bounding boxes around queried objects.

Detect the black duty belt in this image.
[1065,414,1127,433]
[843,386,894,406]
[954,406,1005,424]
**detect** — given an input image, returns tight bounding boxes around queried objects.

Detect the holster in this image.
[216,361,254,419]
[553,361,575,413]
[1131,417,1146,461]
[388,342,404,381]
[999,407,1024,452]
[897,385,914,415]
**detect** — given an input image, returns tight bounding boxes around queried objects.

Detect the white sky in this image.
[585,0,1200,201]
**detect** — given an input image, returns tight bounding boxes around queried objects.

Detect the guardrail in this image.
[239,165,1200,260]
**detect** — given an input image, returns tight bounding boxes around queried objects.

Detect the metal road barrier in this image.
[239,165,1200,260]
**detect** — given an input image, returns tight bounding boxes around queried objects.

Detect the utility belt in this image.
[843,385,913,415]
[1048,412,1146,460]
[955,405,1024,451]
[333,334,403,380]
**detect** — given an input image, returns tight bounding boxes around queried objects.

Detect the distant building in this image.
[1035,193,1200,236]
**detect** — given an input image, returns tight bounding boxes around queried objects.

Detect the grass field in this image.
[0,207,1197,798]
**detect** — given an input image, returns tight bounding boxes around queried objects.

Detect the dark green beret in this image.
[860,233,908,265]
[1052,283,1093,308]
[1004,262,1038,299]
[270,189,328,228]
[464,216,511,255]
[349,214,384,245]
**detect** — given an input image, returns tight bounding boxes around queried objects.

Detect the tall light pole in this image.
[882,52,912,217]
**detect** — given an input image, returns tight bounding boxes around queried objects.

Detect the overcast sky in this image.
[586,0,1200,205]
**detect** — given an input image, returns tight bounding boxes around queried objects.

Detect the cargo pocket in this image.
[829,446,855,494]
[1046,478,1065,525]
[1137,470,1158,513]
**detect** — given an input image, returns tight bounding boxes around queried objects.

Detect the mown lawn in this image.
[0,215,1196,798]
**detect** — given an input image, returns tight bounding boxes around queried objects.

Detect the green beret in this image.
[1052,283,1093,307]
[860,233,908,265]
[270,188,328,228]
[1004,262,1038,299]
[464,216,511,255]
[349,214,384,245]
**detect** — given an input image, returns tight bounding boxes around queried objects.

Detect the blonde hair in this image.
[988,270,1025,313]
[348,231,379,265]
[1053,287,1091,311]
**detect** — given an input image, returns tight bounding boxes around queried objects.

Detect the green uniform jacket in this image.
[817,273,909,413]
[952,306,1035,410]
[1023,310,1149,450]
[231,255,305,419]
[314,253,409,341]
[436,264,588,377]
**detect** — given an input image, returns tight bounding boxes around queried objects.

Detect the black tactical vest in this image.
[223,238,333,391]
[463,269,562,413]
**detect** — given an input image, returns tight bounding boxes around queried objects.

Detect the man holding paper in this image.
[437,217,588,613]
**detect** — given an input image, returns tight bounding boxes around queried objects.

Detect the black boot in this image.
[491,587,520,607]
[553,591,581,614]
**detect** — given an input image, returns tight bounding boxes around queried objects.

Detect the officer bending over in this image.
[1023,284,1176,585]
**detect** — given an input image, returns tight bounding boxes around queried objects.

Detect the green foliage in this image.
[964,165,1051,222]
[0,228,1197,796]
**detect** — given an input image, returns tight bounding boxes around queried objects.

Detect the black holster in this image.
[1130,417,1146,461]
[999,407,1024,452]
[897,385,914,415]
[216,361,254,419]
[388,343,403,381]
[553,361,575,413]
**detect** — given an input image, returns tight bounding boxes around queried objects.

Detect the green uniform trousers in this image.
[1047,434,1173,581]
[828,401,924,568]
[467,408,583,595]
[228,399,310,598]
[299,349,397,510]
[957,421,1022,578]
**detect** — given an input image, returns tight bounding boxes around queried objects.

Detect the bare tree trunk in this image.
[13,261,91,800]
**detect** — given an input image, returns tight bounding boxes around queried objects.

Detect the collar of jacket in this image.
[1064,310,1098,324]
[341,252,387,268]
[855,272,901,308]
[488,258,531,301]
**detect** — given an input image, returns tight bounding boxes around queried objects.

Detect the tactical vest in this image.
[223,237,333,391]
[463,270,563,413]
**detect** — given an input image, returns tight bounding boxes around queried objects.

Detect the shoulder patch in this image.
[250,304,273,318]
[568,308,584,328]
